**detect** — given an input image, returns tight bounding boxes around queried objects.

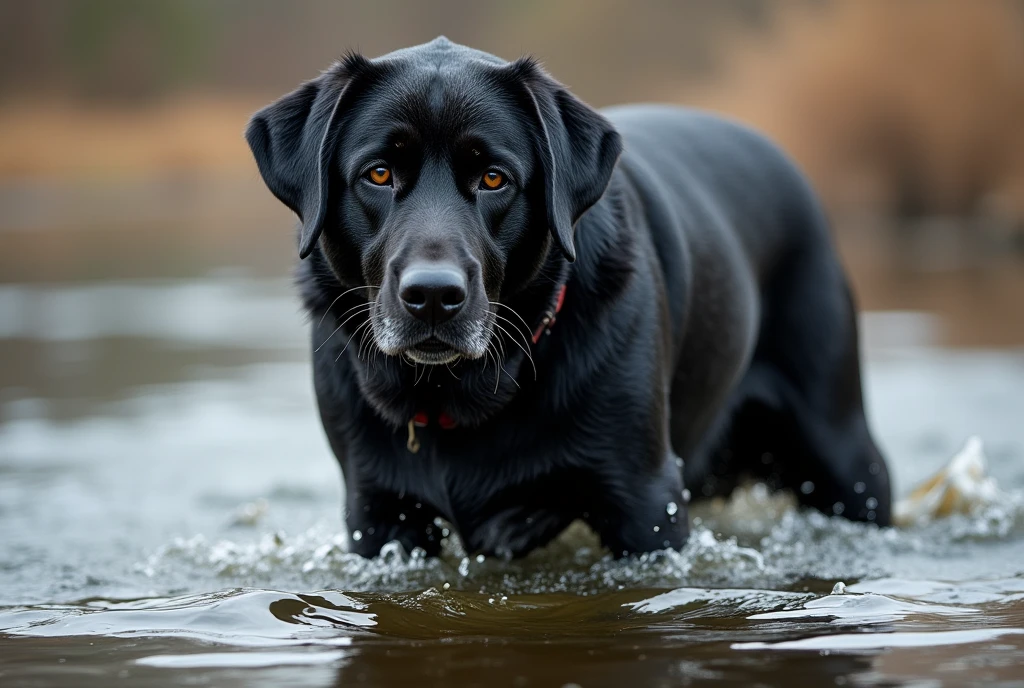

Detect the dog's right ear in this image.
[245,56,370,259]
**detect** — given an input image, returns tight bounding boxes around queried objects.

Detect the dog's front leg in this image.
[343,487,444,558]
[461,504,577,559]
[585,458,690,556]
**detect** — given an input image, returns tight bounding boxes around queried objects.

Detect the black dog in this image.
[246,37,891,558]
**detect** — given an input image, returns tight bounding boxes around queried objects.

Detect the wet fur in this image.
[246,38,892,559]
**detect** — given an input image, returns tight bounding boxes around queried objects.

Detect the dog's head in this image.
[246,37,621,368]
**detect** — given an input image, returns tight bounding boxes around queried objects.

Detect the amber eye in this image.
[367,166,392,185]
[480,169,505,190]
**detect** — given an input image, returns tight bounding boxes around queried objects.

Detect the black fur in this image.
[245,37,892,559]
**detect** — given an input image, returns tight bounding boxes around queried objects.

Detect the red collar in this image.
[407,284,566,450]
[407,411,454,452]
[531,284,567,344]
[412,411,456,430]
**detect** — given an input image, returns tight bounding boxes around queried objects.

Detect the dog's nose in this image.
[398,264,467,325]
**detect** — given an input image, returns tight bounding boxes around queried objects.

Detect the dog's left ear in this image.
[511,59,623,262]
[245,55,371,259]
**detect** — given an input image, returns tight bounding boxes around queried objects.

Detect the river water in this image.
[1,235,1023,685]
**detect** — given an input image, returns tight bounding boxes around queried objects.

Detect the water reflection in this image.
[5,581,1023,686]
[0,241,1022,687]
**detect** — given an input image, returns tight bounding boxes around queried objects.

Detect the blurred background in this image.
[2,0,1023,342]
[0,0,1023,611]
[2,0,1023,447]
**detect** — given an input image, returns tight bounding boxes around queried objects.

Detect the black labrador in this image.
[246,37,892,558]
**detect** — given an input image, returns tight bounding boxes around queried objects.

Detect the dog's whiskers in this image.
[369,335,383,372]
[488,313,538,382]
[500,362,520,389]
[486,339,501,394]
[317,285,376,328]
[316,304,372,352]
[491,311,533,350]
[357,319,376,361]
[489,315,508,362]
[368,339,384,376]
[336,317,375,362]
[486,318,526,390]
[488,301,533,340]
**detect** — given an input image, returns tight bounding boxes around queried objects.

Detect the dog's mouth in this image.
[370,309,492,364]
[405,337,461,365]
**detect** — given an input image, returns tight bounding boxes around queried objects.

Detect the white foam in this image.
[135,649,348,668]
[733,627,1024,651]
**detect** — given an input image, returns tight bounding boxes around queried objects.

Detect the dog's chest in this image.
[375,423,575,517]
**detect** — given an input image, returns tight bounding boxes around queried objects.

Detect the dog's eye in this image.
[367,166,392,186]
[480,169,505,190]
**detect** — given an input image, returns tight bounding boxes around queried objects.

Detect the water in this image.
[1,274,1023,686]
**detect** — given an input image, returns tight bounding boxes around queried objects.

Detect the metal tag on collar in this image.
[407,419,421,453]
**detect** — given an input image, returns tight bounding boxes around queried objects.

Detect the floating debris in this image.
[894,437,1002,526]
[229,498,269,527]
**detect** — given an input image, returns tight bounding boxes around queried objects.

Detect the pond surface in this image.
[1,271,1023,686]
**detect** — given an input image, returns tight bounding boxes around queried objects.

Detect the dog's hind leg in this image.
[695,245,892,525]
[712,363,891,525]
[766,248,890,524]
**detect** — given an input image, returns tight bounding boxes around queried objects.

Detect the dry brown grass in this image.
[0,95,263,181]
[693,0,1024,221]
[3,1,1022,224]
